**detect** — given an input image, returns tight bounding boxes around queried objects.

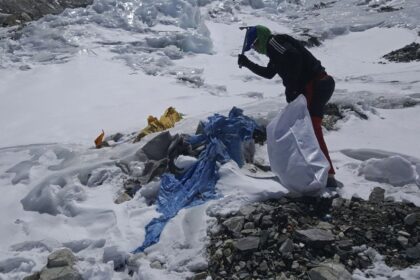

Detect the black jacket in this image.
[245,34,325,102]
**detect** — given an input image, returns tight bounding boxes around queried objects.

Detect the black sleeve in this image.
[245,60,276,79]
[281,44,303,102]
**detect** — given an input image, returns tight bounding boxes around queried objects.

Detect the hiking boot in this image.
[326,175,343,189]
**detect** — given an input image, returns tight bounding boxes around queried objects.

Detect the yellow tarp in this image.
[134,107,183,142]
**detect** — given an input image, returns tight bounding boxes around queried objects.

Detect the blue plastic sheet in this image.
[133,107,258,253]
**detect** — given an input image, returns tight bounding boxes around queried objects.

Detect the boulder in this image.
[295,228,335,246]
[406,244,420,260]
[39,266,82,280]
[368,187,385,203]
[404,213,420,226]
[47,248,76,268]
[279,238,294,255]
[234,237,260,251]
[103,246,128,271]
[308,262,352,280]
[223,216,245,233]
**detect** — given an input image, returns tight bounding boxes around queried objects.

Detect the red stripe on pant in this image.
[305,79,335,175]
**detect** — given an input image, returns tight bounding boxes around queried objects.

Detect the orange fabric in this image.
[305,72,335,175]
[94,130,105,148]
[311,117,335,175]
[305,71,327,106]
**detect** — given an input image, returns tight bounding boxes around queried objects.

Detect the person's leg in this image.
[311,116,335,174]
[306,75,336,175]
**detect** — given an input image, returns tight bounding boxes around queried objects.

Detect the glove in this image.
[238,54,251,68]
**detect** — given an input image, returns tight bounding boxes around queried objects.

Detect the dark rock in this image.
[389,276,405,280]
[189,271,208,280]
[0,0,94,26]
[308,262,352,280]
[261,215,273,227]
[207,196,420,280]
[47,248,76,268]
[234,237,260,251]
[39,266,82,280]
[406,244,420,260]
[332,198,345,208]
[103,246,128,271]
[238,205,256,216]
[23,272,40,280]
[223,216,245,233]
[397,236,409,248]
[295,229,335,246]
[258,260,268,272]
[377,6,402,12]
[369,187,385,203]
[279,239,294,255]
[404,213,420,226]
[243,222,255,230]
[22,248,81,280]
[335,240,353,250]
[383,43,420,62]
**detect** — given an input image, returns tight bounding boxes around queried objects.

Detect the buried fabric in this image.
[133,107,258,253]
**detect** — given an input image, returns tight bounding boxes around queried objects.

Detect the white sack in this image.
[267,95,329,196]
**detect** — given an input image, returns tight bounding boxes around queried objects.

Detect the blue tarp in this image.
[133,107,258,253]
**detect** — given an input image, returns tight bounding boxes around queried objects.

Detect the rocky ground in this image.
[204,188,420,280]
[383,43,420,63]
[0,0,93,27]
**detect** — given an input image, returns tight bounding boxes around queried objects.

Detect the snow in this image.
[1,0,420,279]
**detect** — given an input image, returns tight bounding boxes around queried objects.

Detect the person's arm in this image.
[238,54,276,79]
[283,49,302,102]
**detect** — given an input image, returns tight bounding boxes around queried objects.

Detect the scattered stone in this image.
[114,192,132,204]
[279,239,294,255]
[223,216,245,233]
[308,262,352,280]
[39,266,82,280]
[406,244,420,260]
[150,260,162,269]
[243,222,255,230]
[332,198,345,208]
[23,272,41,280]
[207,196,420,280]
[103,246,128,271]
[0,0,94,26]
[398,231,411,238]
[369,187,385,203]
[397,236,409,248]
[295,229,335,246]
[47,248,76,268]
[189,271,208,280]
[377,6,402,12]
[404,213,419,226]
[238,205,256,216]
[23,249,82,280]
[234,237,260,251]
[383,43,420,62]
[259,260,268,272]
[389,276,405,280]
[317,222,334,230]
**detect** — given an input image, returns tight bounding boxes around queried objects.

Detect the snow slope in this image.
[0,0,420,279]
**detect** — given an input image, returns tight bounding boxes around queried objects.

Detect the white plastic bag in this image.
[267,95,329,196]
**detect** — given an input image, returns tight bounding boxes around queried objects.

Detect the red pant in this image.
[305,73,335,175]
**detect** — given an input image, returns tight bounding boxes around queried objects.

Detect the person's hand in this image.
[238,54,250,68]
